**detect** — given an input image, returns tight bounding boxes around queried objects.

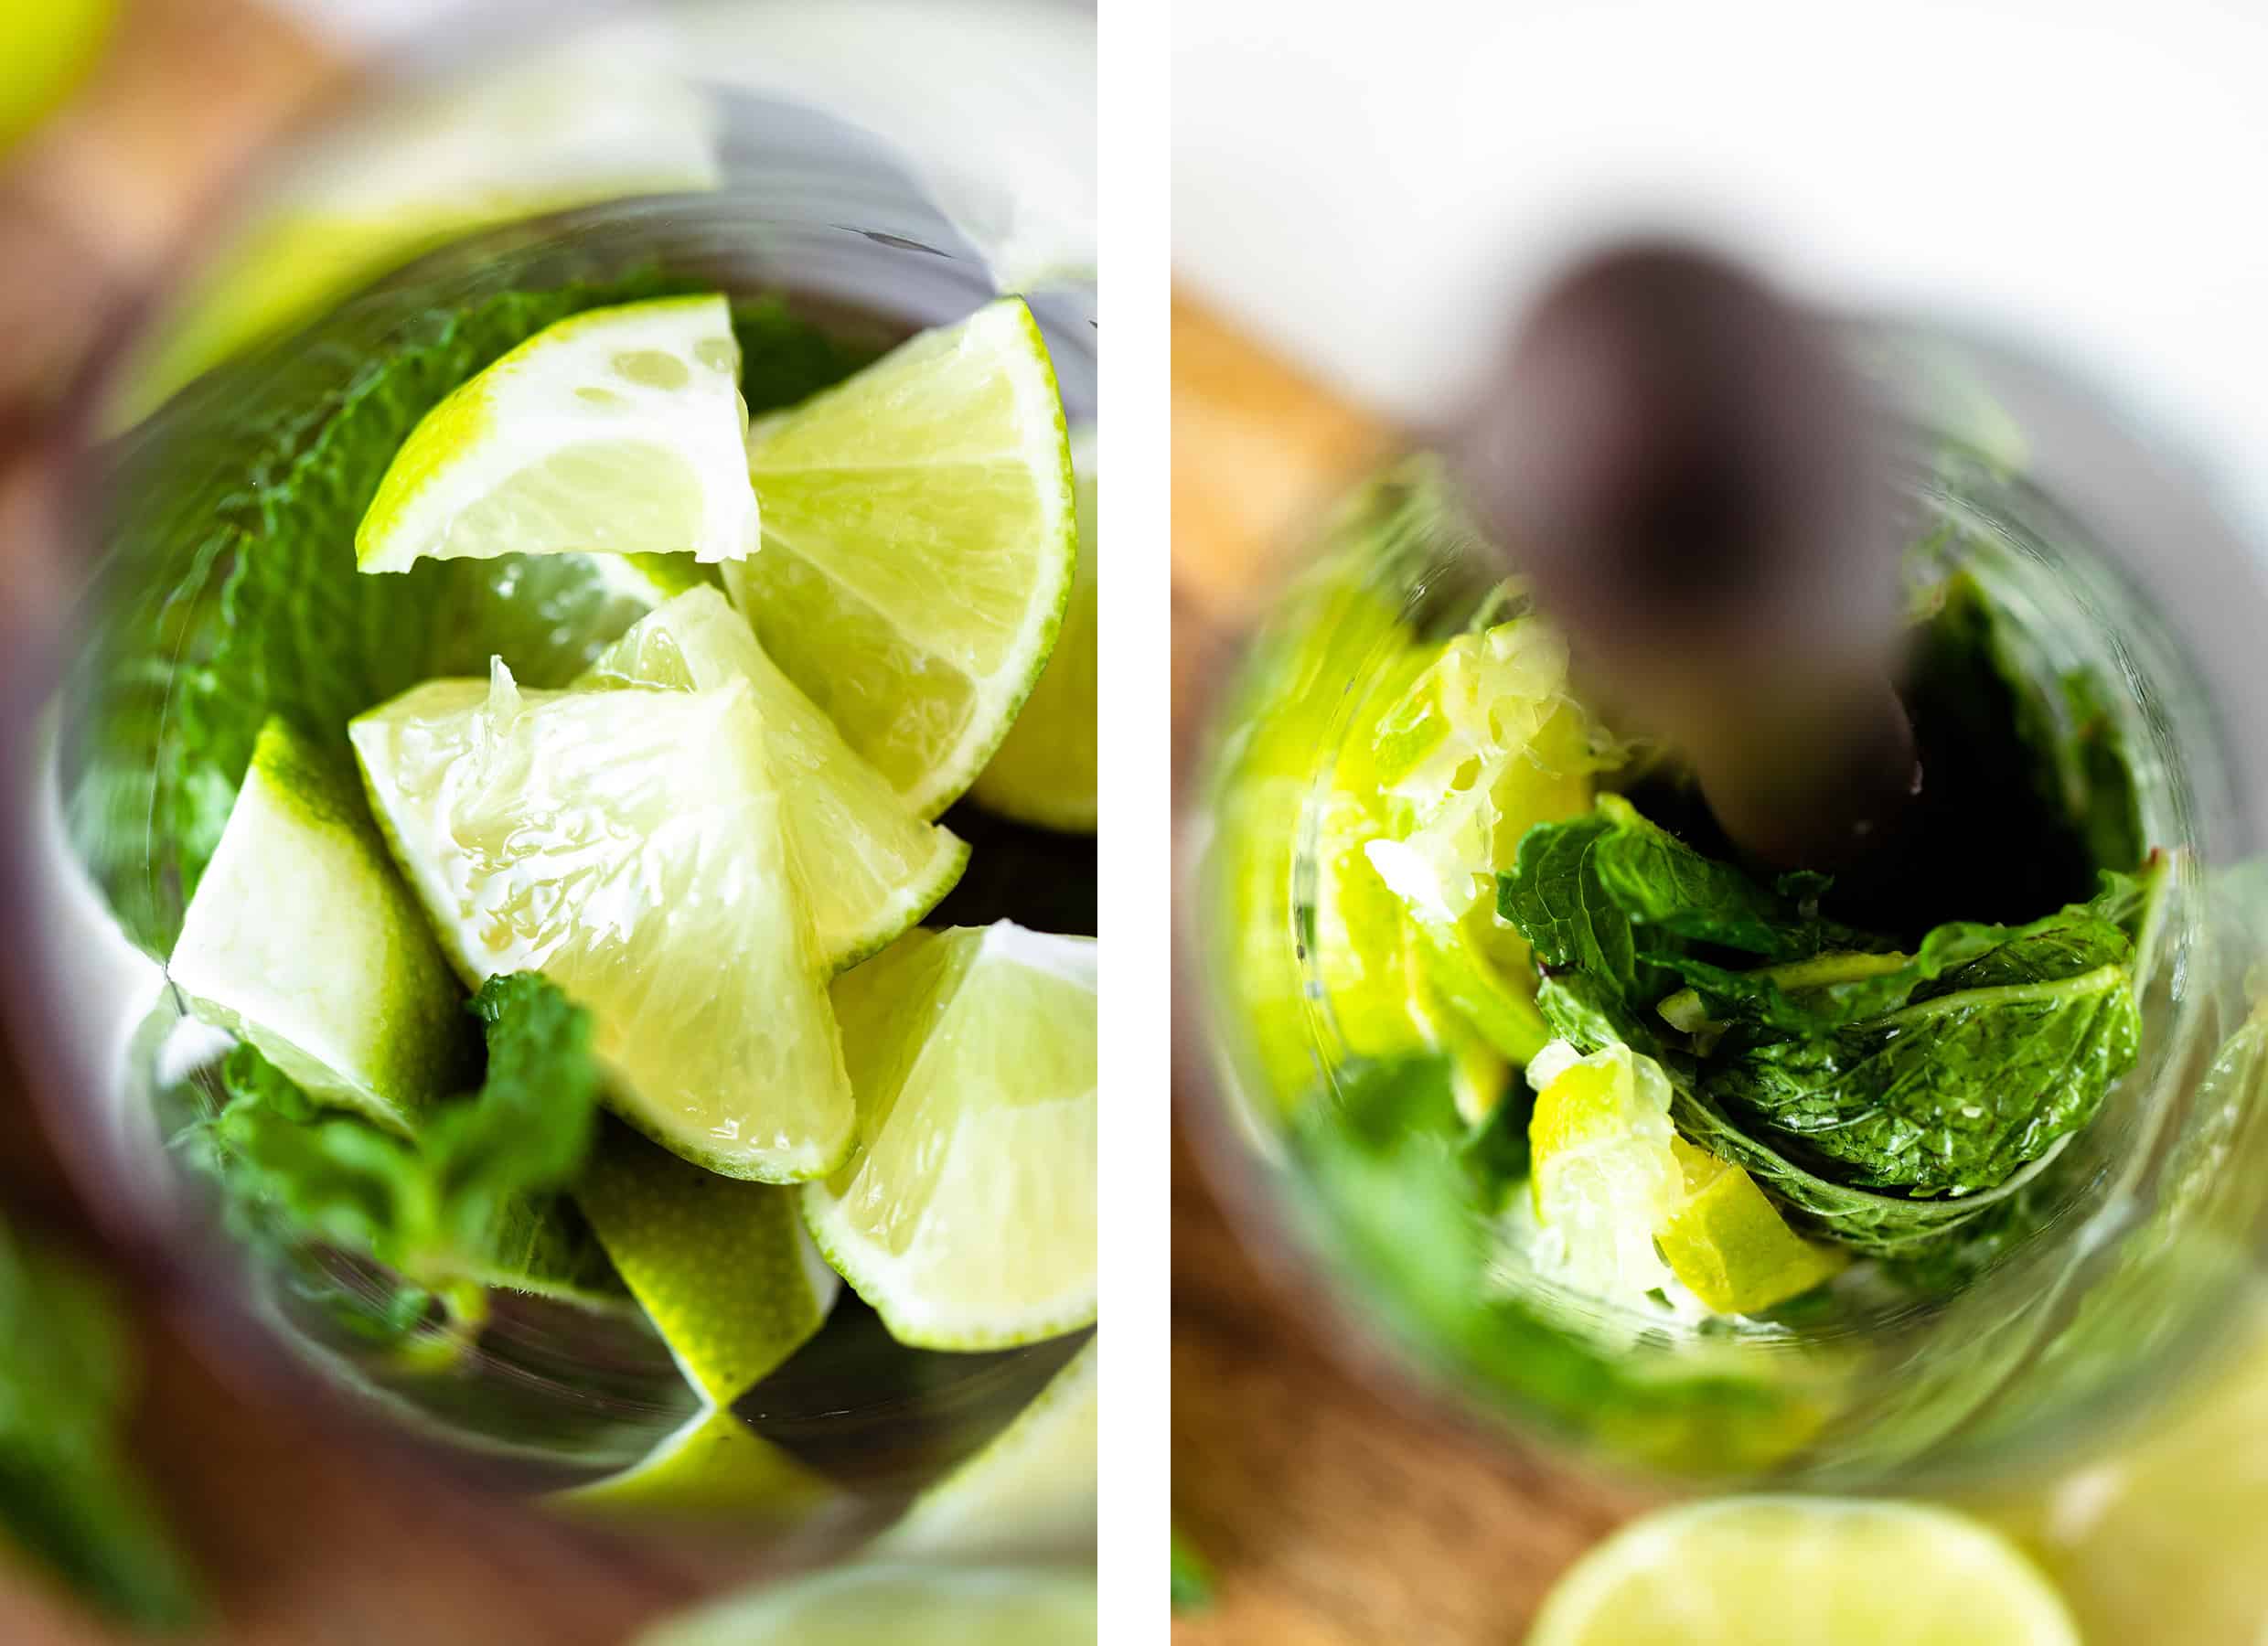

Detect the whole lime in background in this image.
[0,0,115,159]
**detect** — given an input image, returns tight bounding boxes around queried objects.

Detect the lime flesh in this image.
[350,664,853,1181]
[637,1564,1096,1646]
[969,425,1097,832]
[356,295,757,573]
[584,585,967,970]
[883,1336,1097,1560]
[802,924,1096,1350]
[724,297,1076,819]
[1527,1497,2079,1646]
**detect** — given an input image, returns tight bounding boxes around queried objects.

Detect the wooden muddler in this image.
[1450,242,1920,871]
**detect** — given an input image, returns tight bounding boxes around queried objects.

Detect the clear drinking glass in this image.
[5,0,1095,1587]
[1179,315,2268,1493]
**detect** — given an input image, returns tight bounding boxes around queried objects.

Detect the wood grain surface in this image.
[1170,292,1653,1644]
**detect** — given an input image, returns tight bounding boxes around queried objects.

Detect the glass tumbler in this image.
[3,0,1097,1604]
[1180,314,2268,1494]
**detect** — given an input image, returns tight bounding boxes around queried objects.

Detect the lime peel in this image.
[356,294,758,574]
[168,717,469,1135]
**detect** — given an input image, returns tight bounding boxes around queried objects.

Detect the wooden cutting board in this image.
[1169,292,1650,1644]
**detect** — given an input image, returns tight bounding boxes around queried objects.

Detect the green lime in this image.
[1524,1042,1685,1303]
[168,718,464,1134]
[0,0,110,157]
[552,1406,833,1525]
[969,425,1097,832]
[1365,617,1606,1069]
[584,586,967,970]
[1528,1498,2079,1645]
[802,925,1095,1350]
[883,1337,1097,1560]
[350,665,853,1182]
[576,1128,839,1406]
[637,1564,1096,1646]
[724,297,1076,819]
[1656,1138,1849,1316]
[356,295,758,573]
[0,0,112,158]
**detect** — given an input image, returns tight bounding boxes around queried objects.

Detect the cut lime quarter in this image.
[350,663,854,1181]
[636,1564,1097,1646]
[724,297,1075,818]
[585,586,967,970]
[576,1126,840,1406]
[802,924,1097,1351]
[168,717,468,1134]
[1527,1498,2079,1646]
[356,294,758,573]
[883,1336,1097,1560]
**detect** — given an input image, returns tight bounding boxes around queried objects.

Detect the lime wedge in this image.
[584,586,968,970]
[802,924,1096,1350]
[969,425,1097,832]
[356,294,758,574]
[1657,1138,1849,1315]
[552,1406,834,1525]
[350,663,854,1181]
[637,1564,1097,1646]
[723,297,1076,818]
[1365,616,1608,1068]
[883,1337,1097,1559]
[1527,1498,2079,1645]
[1524,1041,1684,1303]
[1,0,112,157]
[576,1127,839,1406]
[169,718,468,1134]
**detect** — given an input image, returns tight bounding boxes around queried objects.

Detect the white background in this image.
[1175,0,2268,530]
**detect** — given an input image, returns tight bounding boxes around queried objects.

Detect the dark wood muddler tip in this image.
[1450,240,1920,871]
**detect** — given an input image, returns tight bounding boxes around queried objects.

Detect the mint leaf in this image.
[1584,794,1880,959]
[1501,784,2156,1267]
[1662,862,2167,1039]
[0,1217,202,1629]
[190,974,618,1325]
[1701,936,2138,1193]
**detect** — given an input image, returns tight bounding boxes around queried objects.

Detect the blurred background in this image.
[1171,2,2268,1641]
